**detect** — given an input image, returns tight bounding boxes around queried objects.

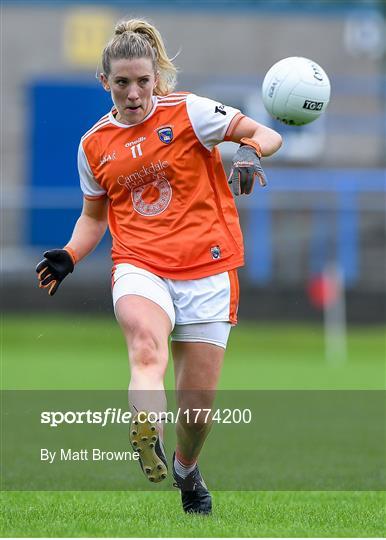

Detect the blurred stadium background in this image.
[2,0,385,324]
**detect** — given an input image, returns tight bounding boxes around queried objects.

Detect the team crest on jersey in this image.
[211,246,221,260]
[157,126,173,144]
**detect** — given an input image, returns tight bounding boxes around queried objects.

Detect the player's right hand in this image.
[36,249,75,296]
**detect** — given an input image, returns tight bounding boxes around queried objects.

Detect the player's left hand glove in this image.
[228,137,268,195]
[35,249,75,296]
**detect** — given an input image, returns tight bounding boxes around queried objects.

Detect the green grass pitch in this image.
[2,315,385,537]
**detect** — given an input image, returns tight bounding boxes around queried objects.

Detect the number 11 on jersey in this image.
[131,143,143,159]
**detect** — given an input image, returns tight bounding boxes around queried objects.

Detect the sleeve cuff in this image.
[83,194,107,201]
[224,113,245,141]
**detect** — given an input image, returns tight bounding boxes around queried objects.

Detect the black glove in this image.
[228,138,268,196]
[36,249,75,296]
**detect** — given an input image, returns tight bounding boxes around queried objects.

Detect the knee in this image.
[131,339,158,367]
[129,331,167,373]
[179,410,212,434]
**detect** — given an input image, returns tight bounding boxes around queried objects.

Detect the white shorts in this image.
[112,263,239,349]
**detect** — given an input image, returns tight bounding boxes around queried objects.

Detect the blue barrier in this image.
[246,168,385,286]
[27,80,111,246]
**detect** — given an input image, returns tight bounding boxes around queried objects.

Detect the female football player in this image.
[36,18,282,515]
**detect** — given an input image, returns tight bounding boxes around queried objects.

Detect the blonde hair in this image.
[102,19,177,96]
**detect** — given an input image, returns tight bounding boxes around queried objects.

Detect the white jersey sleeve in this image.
[186,93,241,151]
[78,142,106,198]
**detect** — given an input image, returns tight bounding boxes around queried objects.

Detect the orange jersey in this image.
[78,92,245,280]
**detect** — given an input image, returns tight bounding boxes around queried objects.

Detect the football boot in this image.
[129,412,167,483]
[172,452,212,514]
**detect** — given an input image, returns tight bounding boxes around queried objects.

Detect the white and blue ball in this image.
[261,57,331,126]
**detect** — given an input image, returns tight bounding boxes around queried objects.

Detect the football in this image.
[261,57,331,126]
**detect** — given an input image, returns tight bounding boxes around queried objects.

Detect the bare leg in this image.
[115,294,171,436]
[172,341,225,463]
